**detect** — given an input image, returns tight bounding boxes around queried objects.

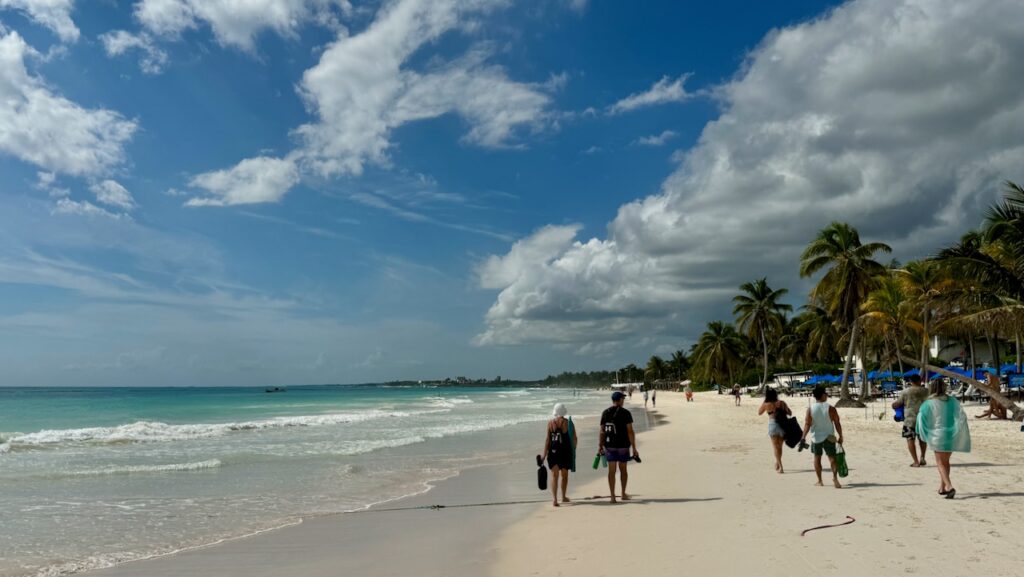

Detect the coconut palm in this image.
[800,222,892,405]
[645,355,668,383]
[691,321,746,386]
[733,278,792,390]
[861,273,922,376]
[897,260,953,372]
[668,350,690,380]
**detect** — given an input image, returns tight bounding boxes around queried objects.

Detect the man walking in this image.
[893,374,929,467]
[600,391,638,503]
[800,385,844,488]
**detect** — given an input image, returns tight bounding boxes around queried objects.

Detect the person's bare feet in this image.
[621,493,631,501]
[910,462,921,467]
[562,496,571,503]
[778,467,784,474]
[919,459,926,466]
[552,500,559,507]
[833,479,842,489]
[815,481,824,486]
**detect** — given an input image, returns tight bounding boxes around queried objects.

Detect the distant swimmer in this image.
[800,385,844,489]
[600,392,638,503]
[542,403,577,507]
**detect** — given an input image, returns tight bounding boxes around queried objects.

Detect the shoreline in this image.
[81,406,650,577]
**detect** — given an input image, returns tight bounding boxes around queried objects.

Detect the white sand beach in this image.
[85,392,1024,577]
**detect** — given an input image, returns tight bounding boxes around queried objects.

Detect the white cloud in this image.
[295,0,548,178]
[186,156,299,206]
[52,198,124,219]
[608,74,693,115]
[478,0,1024,348]
[0,0,79,42]
[633,130,677,147]
[190,0,549,207]
[89,179,136,210]
[133,0,351,51]
[99,30,168,74]
[0,30,137,177]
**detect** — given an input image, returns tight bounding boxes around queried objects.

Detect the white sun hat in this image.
[552,403,567,417]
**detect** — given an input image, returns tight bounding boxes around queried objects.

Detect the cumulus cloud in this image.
[99,30,168,74]
[478,0,1024,348]
[0,30,137,177]
[190,0,549,206]
[133,0,351,51]
[0,0,79,42]
[295,0,547,178]
[89,180,136,210]
[186,156,299,206]
[633,130,677,147]
[608,74,693,115]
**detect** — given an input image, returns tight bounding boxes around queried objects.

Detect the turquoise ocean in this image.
[0,386,612,577]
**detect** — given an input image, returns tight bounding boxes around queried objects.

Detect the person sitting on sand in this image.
[893,374,930,467]
[600,391,638,503]
[541,403,577,507]
[975,397,1008,420]
[800,385,844,489]
[917,379,971,499]
[758,388,792,474]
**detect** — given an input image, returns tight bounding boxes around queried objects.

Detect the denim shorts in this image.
[604,447,631,462]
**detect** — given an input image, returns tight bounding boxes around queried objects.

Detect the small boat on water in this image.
[265,387,286,393]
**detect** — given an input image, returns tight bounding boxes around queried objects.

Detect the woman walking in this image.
[758,388,792,473]
[541,403,577,507]
[916,380,971,499]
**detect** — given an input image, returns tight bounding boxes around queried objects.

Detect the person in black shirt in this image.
[599,391,638,503]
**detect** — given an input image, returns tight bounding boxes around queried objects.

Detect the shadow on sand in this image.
[573,496,722,507]
[959,492,1024,500]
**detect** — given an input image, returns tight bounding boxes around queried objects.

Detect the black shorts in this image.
[901,425,918,440]
[547,449,572,470]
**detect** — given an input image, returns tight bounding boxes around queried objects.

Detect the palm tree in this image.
[733,278,792,390]
[668,350,690,380]
[897,260,953,372]
[800,222,892,406]
[797,303,842,364]
[861,273,922,376]
[645,355,668,384]
[691,321,746,386]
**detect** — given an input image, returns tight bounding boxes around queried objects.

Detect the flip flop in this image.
[945,489,956,500]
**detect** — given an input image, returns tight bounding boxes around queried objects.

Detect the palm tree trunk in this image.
[969,336,976,374]
[1016,332,1021,374]
[859,340,870,399]
[761,326,769,390]
[838,318,861,407]
[900,355,1024,421]
[920,309,929,378]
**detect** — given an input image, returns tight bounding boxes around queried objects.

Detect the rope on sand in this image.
[800,515,855,536]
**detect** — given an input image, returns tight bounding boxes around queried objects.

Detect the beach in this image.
[74,390,1024,577]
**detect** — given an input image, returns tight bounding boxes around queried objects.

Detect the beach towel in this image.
[567,417,577,472]
[916,396,971,453]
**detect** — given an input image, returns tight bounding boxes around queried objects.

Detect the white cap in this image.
[552,403,567,417]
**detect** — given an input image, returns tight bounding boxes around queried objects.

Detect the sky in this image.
[1,0,1023,387]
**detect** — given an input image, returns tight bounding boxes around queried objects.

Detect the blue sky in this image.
[2,0,1022,386]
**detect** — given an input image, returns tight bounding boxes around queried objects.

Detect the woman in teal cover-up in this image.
[916,379,971,499]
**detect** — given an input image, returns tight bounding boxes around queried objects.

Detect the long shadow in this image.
[845,482,922,489]
[959,492,1024,500]
[573,496,722,507]
[954,462,1017,468]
